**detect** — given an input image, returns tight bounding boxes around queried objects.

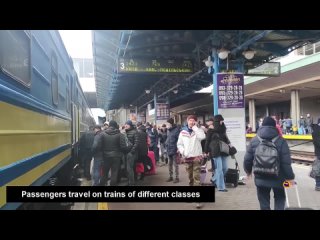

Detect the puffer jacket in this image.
[165,124,180,156]
[125,126,139,154]
[244,126,295,188]
[102,127,128,158]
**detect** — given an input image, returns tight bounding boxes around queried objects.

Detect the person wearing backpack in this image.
[244,116,295,210]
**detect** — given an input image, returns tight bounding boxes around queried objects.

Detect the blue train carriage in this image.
[0,30,94,209]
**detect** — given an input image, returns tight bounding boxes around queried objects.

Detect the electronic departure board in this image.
[118,58,193,73]
[246,62,281,77]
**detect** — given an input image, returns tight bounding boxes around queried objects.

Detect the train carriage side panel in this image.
[0,30,81,209]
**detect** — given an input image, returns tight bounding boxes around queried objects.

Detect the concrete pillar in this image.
[154,93,157,126]
[291,90,300,127]
[248,99,256,132]
[266,105,269,116]
[179,114,183,125]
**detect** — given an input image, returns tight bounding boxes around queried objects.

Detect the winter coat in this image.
[147,127,158,148]
[137,125,148,156]
[91,130,104,161]
[125,126,139,154]
[312,124,320,158]
[244,126,295,188]
[159,129,168,144]
[177,125,205,158]
[165,124,180,156]
[101,127,129,158]
[204,122,230,158]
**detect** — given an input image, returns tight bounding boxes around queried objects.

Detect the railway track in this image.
[291,150,315,165]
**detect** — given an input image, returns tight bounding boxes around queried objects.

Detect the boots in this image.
[166,177,173,182]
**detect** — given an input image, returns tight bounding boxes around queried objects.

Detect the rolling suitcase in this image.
[200,163,207,185]
[225,156,240,187]
[145,151,156,175]
[284,182,313,210]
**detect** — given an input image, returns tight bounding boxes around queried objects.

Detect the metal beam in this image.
[231,30,274,55]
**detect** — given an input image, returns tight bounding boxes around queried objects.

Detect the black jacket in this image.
[204,122,230,158]
[312,124,320,158]
[102,127,128,158]
[91,130,104,161]
[137,125,148,156]
[165,124,180,156]
[244,126,295,188]
[125,126,139,154]
[80,130,95,152]
[159,129,168,144]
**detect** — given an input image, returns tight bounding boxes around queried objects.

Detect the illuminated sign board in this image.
[118,58,193,73]
[245,62,281,77]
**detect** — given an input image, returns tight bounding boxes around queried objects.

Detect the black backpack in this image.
[253,136,280,176]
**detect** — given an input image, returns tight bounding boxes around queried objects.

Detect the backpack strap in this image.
[257,135,279,143]
[271,136,280,143]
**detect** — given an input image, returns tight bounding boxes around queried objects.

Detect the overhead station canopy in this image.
[92,30,320,110]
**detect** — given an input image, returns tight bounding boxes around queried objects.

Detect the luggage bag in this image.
[225,156,240,187]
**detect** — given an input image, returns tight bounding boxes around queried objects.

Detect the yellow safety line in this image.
[98,202,109,210]
[246,134,312,140]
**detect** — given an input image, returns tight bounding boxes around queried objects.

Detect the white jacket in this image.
[177,125,205,158]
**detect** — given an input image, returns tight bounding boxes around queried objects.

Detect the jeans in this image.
[91,158,103,186]
[168,154,179,179]
[211,156,228,190]
[256,186,286,210]
[316,177,320,187]
[126,152,137,186]
[103,156,121,186]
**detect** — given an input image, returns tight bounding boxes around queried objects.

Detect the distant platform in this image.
[246,134,312,140]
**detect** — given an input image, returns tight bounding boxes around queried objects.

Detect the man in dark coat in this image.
[244,116,295,210]
[311,118,320,191]
[91,125,104,186]
[136,124,149,180]
[146,122,159,164]
[98,120,128,186]
[165,118,181,183]
[125,120,140,186]
[79,126,95,179]
[159,124,168,165]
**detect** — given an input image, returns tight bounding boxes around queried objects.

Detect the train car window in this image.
[0,30,31,87]
[51,53,58,106]
[66,75,70,113]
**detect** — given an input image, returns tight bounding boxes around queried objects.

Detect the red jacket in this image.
[276,124,282,137]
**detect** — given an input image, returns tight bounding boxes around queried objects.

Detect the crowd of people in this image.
[78,113,320,210]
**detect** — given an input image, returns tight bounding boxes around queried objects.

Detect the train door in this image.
[72,103,80,144]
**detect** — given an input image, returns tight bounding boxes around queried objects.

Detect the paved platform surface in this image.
[73,156,320,210]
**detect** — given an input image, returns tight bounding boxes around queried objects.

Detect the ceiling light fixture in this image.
[173,89,178,94]
[242,50,256,60]
[204,56,214,67]
[145,89,151,94]
[218,48,230,60]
